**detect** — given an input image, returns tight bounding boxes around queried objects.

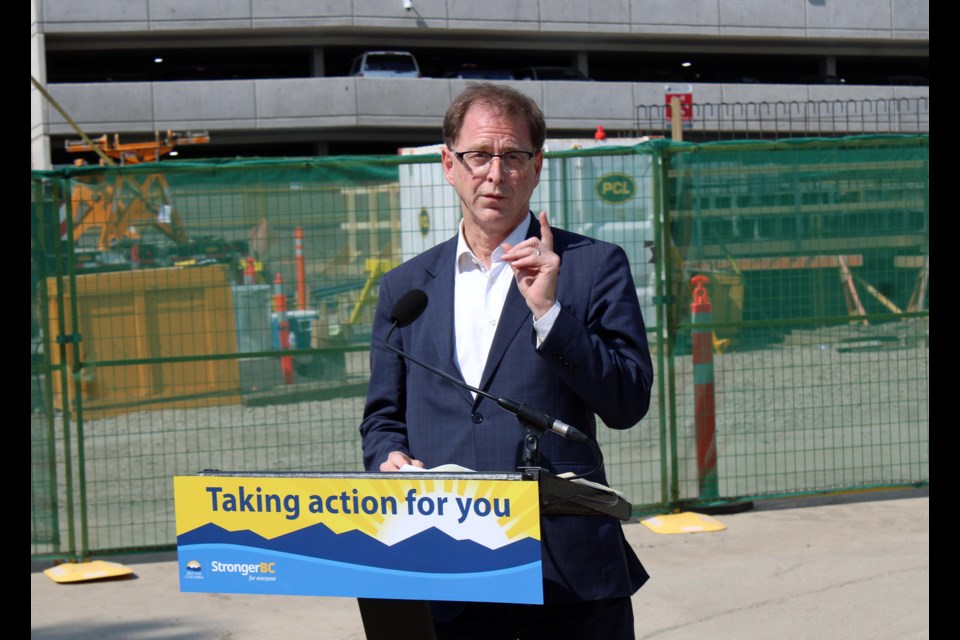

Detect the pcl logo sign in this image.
[596,173,637,204]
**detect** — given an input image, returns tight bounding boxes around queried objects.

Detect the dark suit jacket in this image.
[360,213,653,604]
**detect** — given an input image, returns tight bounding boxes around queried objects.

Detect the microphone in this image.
[384,288,588,443]
[389,287,428,328]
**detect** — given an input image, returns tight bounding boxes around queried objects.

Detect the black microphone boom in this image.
[495,397,587,442]
[384,289,588,443]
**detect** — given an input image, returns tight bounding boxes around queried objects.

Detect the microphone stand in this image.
[520,420,543,467]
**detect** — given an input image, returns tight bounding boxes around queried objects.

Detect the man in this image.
[360,82,653,639]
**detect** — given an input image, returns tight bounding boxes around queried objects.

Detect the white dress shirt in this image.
[454,215,560,395]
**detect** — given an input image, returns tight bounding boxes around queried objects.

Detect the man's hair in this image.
[442,82,546,151]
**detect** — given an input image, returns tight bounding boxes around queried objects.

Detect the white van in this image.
[348,51,422,78]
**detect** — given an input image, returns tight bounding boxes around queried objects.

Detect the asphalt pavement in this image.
[31,487,928,640]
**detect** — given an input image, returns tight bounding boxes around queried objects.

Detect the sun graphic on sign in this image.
[363,476,542,549]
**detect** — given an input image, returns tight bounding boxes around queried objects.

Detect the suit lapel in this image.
[420,237,474,406]
[477,215,541,395]
[478,282,528,394]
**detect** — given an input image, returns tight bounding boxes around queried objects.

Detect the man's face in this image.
[442,104,543,241]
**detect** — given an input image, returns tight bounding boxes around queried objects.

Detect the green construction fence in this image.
[31,135,929,561]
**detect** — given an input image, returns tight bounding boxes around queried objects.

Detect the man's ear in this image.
[441,147,456,185]
[531,151,544,186]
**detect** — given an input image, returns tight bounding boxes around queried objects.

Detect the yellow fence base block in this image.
[640,512,727,534]
[43,560,134,584]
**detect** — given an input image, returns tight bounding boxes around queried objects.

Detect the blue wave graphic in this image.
[177,544,543,603]
[178,522,540,573]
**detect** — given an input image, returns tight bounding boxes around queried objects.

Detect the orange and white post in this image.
[274,272,294,384]
[295,226,307,311]
[690,275,719,499]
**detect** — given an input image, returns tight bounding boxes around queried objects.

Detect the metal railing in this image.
[635,98,929,141]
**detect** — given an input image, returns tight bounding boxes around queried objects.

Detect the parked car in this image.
[348,51,422,78]
[513,66,591,81]
[443,64,514,80]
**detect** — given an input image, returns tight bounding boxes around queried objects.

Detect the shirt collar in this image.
[456,213,531,272]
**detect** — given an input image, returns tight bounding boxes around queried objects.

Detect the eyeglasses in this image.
[451,149,537,174]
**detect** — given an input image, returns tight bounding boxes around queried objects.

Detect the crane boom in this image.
[65,130,210,165]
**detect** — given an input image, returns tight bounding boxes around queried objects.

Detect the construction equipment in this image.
[65,130,210,166]
[61,131,209,251]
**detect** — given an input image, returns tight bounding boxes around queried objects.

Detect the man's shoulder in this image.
[382,237,455,283]
[553,225,621,255]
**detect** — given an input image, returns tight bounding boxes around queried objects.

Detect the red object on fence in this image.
[691,274,718,499]
[665,87,694,122]
[244,257,256,285]
[274,272,294,384]
[295,226,307,311]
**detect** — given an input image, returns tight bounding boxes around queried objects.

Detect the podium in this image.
[174,468,630,639]
[522,467,632,521]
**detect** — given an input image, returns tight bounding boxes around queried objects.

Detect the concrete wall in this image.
[40,78,928,139]
[35,0,928,40]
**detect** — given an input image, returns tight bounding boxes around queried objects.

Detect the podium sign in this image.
[174,472,543,604]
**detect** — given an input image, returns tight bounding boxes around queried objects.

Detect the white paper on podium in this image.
[399,463,476,472]
[556,472,625,498]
